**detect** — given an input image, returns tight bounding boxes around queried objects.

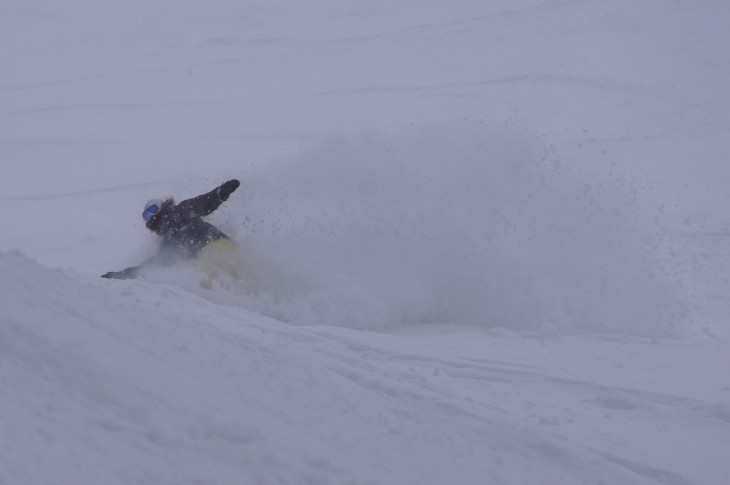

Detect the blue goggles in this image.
[143,204,160,222]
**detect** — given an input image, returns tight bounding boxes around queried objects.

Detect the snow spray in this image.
[221,122,686,336]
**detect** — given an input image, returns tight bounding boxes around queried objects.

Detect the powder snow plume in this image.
[192,122,687,336]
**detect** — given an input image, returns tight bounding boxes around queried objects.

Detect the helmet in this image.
[142,199,163,222]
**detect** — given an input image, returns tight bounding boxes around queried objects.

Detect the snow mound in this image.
[1,250,712,485]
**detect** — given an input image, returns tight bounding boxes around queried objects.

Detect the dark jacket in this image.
[147,188,229,258]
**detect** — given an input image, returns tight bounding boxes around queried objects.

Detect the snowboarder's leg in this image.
[195,238,242,288]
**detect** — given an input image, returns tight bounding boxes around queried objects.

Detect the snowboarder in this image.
[101,179,241,280]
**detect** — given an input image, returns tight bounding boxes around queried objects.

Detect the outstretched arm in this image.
[101,265,140,280]
[177,179,240,219]
[101,251,171,280]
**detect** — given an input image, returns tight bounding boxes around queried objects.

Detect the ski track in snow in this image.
[0,182,165,202]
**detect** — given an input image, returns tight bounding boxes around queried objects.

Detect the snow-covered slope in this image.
[1,0,729,483]
[2,250,729,485]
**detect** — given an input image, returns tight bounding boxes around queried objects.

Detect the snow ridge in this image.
[2,251,728,484]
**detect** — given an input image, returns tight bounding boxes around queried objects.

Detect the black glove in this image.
[101,267,137,279]
[218,179,240,201]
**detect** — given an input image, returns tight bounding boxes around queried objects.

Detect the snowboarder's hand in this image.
[101,268,137,279]
[218,179,240,201]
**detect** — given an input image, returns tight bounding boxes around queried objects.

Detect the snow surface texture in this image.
[1,0,730,484]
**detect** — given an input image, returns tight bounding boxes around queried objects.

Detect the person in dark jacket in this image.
[102,179,240,280]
